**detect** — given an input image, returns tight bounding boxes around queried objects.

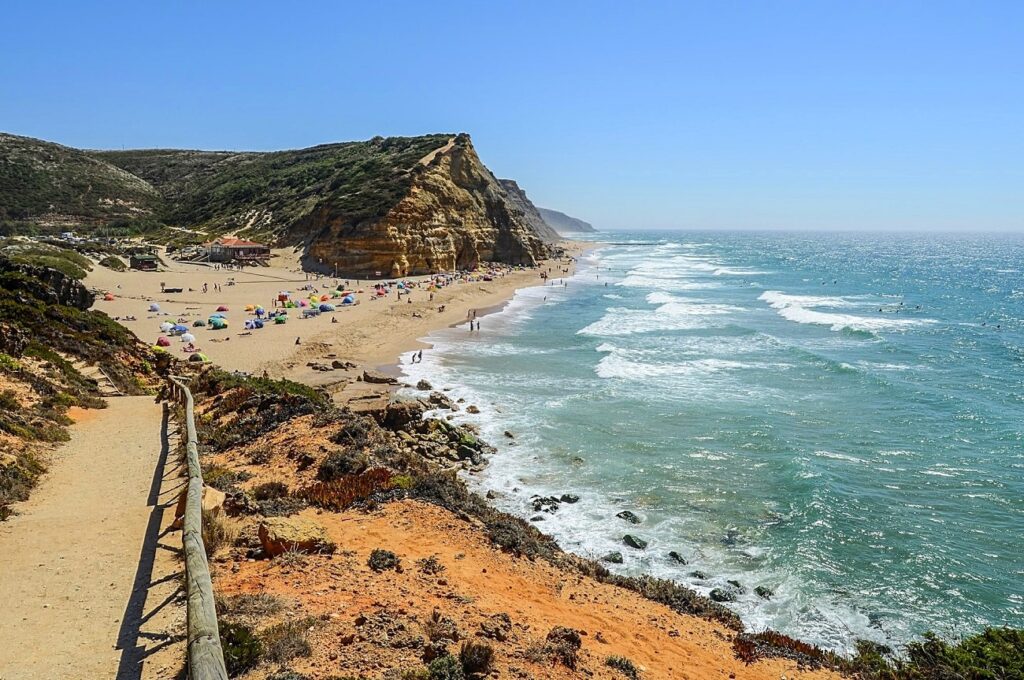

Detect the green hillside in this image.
[92,135,452,242]
[0,133,161,228]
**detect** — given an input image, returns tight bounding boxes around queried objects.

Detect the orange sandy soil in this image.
[214,500,841,680]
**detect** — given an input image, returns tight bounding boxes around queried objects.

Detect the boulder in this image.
[668,551,688,565]
[332,359,356,370]
[755,586,774,600]
[559,493,580,504]
[601,551,624,564]
[428,391,455,410]
[173,485,226,529]
[710,588,735,603]
[362,369,398,384]
[258,517,336,556]
[382,400,426,429]
[416,379,433,391]
[616,510,641,524]
[623,534,648,550]
[689,570,708,580]
[466,405,480,414]
[479,613,512,641]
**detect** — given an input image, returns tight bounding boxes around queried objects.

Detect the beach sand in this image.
[88,242,593,394]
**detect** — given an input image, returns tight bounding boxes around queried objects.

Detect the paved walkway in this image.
[0,397,186,679]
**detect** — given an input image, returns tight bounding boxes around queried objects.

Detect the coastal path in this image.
[0,396,186,679]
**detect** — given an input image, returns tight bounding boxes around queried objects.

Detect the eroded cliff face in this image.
[498,179,561,243]
[304,135,550,277]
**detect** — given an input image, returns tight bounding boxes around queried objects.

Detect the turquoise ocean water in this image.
[400,231,1023,651]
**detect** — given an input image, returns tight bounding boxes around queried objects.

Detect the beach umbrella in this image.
[149,303,160,312]
[193,319,206,327]
[160,321,173,332]
[171,324,188,335]
[275,316,287,324]
[217,305,229,312]
[253,319,264,329]
[255,306,265,316]
[299,299,308,307]
[181,333,196,343]
[319,303,335,312]
[320,294,330,301]
[188,352,209,363]
[342,295,355,304]
[209,317,228,329]
[244,304,255,312]
[156,336,171,347]
[210,312,226,318]
[103,293,115,301]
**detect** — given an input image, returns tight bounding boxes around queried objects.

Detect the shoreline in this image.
[88,240,596,382]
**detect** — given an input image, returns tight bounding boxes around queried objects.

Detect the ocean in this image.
[399,230,1024,652]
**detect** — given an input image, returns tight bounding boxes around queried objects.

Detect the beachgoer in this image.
[295,337,301,345]
[331,316,337,323]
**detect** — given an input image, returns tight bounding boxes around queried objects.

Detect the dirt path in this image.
[0,397,187,680]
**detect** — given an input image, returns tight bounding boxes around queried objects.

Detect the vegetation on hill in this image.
[0,133,161,227]
[94,135,453,242]
[0,255,157,518]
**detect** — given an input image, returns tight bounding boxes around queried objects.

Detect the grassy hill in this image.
[0,133,162,229]
[93,135,451,243]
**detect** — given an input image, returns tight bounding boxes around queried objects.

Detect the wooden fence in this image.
[168,376,229,680]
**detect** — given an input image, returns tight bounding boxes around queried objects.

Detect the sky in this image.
[2,1,1022,232]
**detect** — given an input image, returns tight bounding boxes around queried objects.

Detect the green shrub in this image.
[261,617,315,663]
[606,655,641,679]
[545,626,581,669]
[219,621,263,675]
[98,255,126,271]
[427,654,465,680]
[459,641,494,677]
[0,353,21,371]
[317,448,368,480]
[201,463,251,492]
[368,548,401,572]
[417,555,445,575]
[0,389,19,411]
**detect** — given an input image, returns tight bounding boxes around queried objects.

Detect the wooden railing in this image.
[168,376,228,680]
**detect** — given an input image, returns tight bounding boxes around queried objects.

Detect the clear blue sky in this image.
[2,1,1022,231]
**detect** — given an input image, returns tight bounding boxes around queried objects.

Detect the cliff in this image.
[303,135,550,276]
[2,131,563,276]
[538,206,597,234]
[498,179,561,242]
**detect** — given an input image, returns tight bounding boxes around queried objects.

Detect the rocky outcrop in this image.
[305,135,551,277]
[537,207,596,234]
[0,260,94,310]
[498,179,561,243]
[258,516,336,556]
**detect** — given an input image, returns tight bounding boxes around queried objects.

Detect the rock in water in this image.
[755,586,774,600]
[668,551,687,565]
[416,379,433,391]
[616,510,641,524]
[559,493,580,504]
[622,534,648,550]
[710,588,735,603]
[601,551,624,564]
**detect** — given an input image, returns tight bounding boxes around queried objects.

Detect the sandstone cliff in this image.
[498,179,561,243]
[304,135,551,277]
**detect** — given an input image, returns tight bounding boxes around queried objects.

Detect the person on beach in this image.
[417,350,423,363]
[295,337,301,345]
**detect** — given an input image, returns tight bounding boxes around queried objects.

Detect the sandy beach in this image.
[88,242,594,395]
